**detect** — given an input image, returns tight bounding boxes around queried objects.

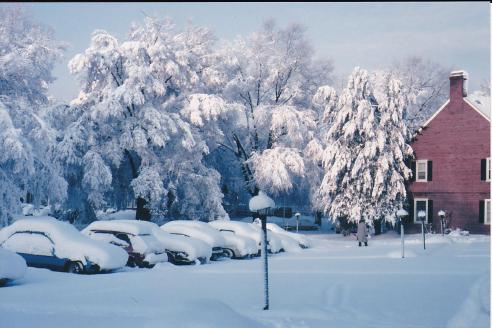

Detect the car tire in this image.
[67,261,84,274]
[223,249,234,259]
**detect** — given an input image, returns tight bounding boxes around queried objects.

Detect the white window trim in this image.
[416,160,428,182]
[485,199,491,225]
[414,198,429,223]
[486,158,491,182]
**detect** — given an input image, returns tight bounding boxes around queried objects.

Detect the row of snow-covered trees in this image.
[0,8,458,226]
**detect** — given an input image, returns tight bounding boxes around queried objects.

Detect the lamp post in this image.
[396,209,408,258]
[249,191,275,311]
[295,212,301,233]
[438,210,446,236]
[418,210,426,250]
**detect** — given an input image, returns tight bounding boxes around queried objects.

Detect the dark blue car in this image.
[0,217,129,274]
[2,231,98,273]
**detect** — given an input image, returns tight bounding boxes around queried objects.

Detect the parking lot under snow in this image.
[0,232,489,328]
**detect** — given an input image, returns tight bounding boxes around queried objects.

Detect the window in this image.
[2,232,54,256]
[487,158,491,182]
[414,198,428,223]
[416,160,428,182]
[485,199,491,225]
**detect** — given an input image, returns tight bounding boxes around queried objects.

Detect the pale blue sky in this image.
[16,2,491,101]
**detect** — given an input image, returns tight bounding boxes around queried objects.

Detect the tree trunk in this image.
[314,211,322,226]
[125,150,150,221]
[136,197,151,221]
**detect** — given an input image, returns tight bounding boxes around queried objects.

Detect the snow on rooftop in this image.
[449,70,468,78]
[467,90,491,119]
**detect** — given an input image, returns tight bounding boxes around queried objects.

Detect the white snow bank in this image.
[447,274,490,328]
[0,247,27,281]
[0,217,128,270]
[448,228,470,237]
[387,250,417,258]
[145,299,269,328]
[248,191,275,212]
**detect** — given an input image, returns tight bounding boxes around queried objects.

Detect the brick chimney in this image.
[449,70,468,101]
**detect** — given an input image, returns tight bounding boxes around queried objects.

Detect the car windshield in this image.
[91,231,130,247]
[171,232,189,238]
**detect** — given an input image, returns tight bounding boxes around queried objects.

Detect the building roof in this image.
[421,91,490,130]
[466,91,491,119]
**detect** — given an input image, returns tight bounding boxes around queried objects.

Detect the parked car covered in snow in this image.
[270,231,302,252]
[161,220,227,260]
[0,217,128,274]
[250,220,283,254]
[209,220,282,255]
[150,227,212,265]
[266,223,311,249]
[215,230,258,259]
[82,220,168,268]
[0,247,27,286]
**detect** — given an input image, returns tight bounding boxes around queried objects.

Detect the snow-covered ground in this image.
[0,232,489,328]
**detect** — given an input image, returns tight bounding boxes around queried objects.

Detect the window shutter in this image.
[409,197,414,222]
[481,159,486,181]
[411,161,416,182]
[427,200,433,223]
[427,161,433,181]
[479,200,484,223]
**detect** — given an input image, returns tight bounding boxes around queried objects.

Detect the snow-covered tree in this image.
[56,18,227,222]
[317,67,413,224]
[0,7,67,226]
[188,20,333,198]
[304,86,338,216]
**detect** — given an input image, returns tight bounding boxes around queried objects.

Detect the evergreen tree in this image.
[317,67,412,224]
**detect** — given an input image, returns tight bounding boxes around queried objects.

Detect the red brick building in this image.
[407,71,490,234]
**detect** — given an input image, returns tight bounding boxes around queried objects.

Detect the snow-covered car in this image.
[270,232,302,252]
[0,247,27,286]
[250,221,283,254]
[0,217,128,274]
[150,227,212,265]
[209,220,281,255]
[82,220,168,268]
[92,219,212,265]
[266,223,311,249]
[161,220,227,260]
[216,230,258,259]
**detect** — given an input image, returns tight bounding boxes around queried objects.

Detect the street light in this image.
[438,210,446,236]
[396,209,408,258]
[249,191,275,311]
[295,212,301,233]
[417,210,426,250]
